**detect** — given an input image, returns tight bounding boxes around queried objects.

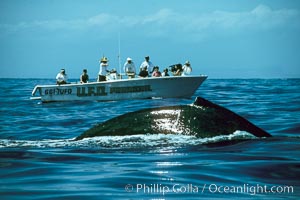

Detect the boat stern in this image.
[30,85,42,100]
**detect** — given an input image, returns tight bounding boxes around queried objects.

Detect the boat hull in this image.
[31,75,207,102]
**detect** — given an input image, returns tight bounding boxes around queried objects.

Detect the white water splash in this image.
[0,131,256,149]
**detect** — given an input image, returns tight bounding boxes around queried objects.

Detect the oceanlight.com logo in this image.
[124,183,294,196]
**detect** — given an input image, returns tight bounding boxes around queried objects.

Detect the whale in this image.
[76,97,271,140]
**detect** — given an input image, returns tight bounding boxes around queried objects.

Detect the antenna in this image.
[118,32,121,74]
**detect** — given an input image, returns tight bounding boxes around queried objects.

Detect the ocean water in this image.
[0,78,299,200]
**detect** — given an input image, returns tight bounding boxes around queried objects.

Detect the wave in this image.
[0,131,257,149]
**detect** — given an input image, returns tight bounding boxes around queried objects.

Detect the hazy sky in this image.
[0,0,300,78]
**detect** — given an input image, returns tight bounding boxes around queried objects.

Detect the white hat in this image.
[100,57,108,62]
[127,57,132,61]
[185,60,190,65]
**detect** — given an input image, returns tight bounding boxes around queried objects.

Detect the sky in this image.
[0,0,300,79]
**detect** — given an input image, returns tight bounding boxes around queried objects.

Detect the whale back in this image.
[193,97,271,138]
[76,97,271,140]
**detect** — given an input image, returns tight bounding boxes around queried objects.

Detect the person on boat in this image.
[162,68,170,77]
[123,57,136,78]
[56,69,68,85]
[172,64,183,76]
[138,66,149,78]
[152,66,162,77]
[182,61,192,76]
[80,69,89,83]
[98,57,109,82]
[139,56,154,75]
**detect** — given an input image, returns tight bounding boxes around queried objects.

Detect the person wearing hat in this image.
[56,68,68,85]
[139,56,154,75]
[182,60,192,76]
[123,57,136,78]
[80,69,89,83]
[98,56,109,82]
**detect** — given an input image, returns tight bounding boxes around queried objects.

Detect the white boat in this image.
[31,75,208,102]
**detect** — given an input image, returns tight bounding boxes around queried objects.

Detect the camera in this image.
[169,63,183,73]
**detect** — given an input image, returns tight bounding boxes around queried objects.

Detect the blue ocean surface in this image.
[0,78,299,200]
